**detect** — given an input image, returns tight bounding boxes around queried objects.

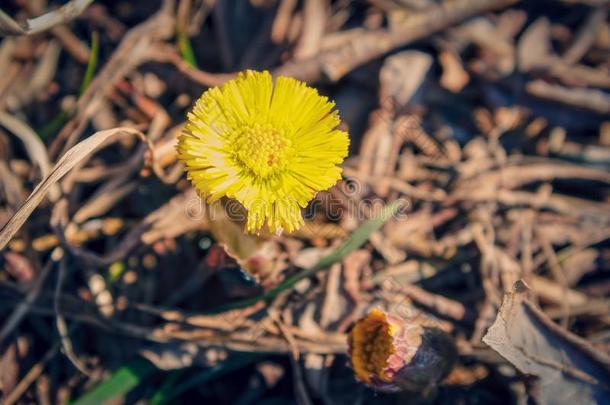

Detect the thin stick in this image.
[0,256,54,342]
[55,258,92,376]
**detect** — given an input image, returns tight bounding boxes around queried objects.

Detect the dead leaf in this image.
[439,49,469,92]
[379,50,432,107]
[483,280,610,404]
[140,342,221,370]
[0,341,19,400]
[342,249,370,302]
[293,247,332,269]
[2,251,34,282]
[562,248,598,285]
[518,17,552,71]
[140,188,209,244]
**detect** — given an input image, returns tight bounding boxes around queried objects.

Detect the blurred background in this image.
[0,0,609,404]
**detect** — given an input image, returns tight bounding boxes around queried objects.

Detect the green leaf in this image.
[71,357,156,405]
[80,31,100,96]
[177,29,198,68]
[210,199,404,313]
[39,31,99,139]
[108,261,126,283]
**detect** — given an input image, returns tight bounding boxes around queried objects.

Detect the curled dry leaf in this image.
[483,280,610,404]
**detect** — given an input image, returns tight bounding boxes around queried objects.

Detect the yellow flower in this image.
[177,70,349,234]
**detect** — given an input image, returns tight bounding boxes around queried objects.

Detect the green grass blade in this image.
[79,31,100,96]
[177,29,198,68]
[71,357,156,405]
[38,109,70,140]
[266,199,404,297]
[40,31,99,140]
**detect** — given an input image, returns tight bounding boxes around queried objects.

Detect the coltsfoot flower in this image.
[348,308,457,392]
[177,70,349,234]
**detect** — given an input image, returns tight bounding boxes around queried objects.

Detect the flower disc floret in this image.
[232,123,293,178]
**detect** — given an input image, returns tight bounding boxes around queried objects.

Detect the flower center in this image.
[234,123,292,178]
[350,311,395,383]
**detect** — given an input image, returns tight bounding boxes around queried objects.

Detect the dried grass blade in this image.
[0,127,145,250]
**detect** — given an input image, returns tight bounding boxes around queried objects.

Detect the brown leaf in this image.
[0,341,19,400]
[140,342,221,370]
[439,49,469,93]
[140,188,210,244]
[562,248,599,285]
[2,251,34,282]
[483,280,610,404]
[518,17,552,71]
[379,50,432,107]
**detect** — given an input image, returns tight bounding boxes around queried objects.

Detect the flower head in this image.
[177,70,349,234]
[348,308,457,392]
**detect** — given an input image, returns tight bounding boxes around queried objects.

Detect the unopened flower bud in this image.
[348,308,457,392]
